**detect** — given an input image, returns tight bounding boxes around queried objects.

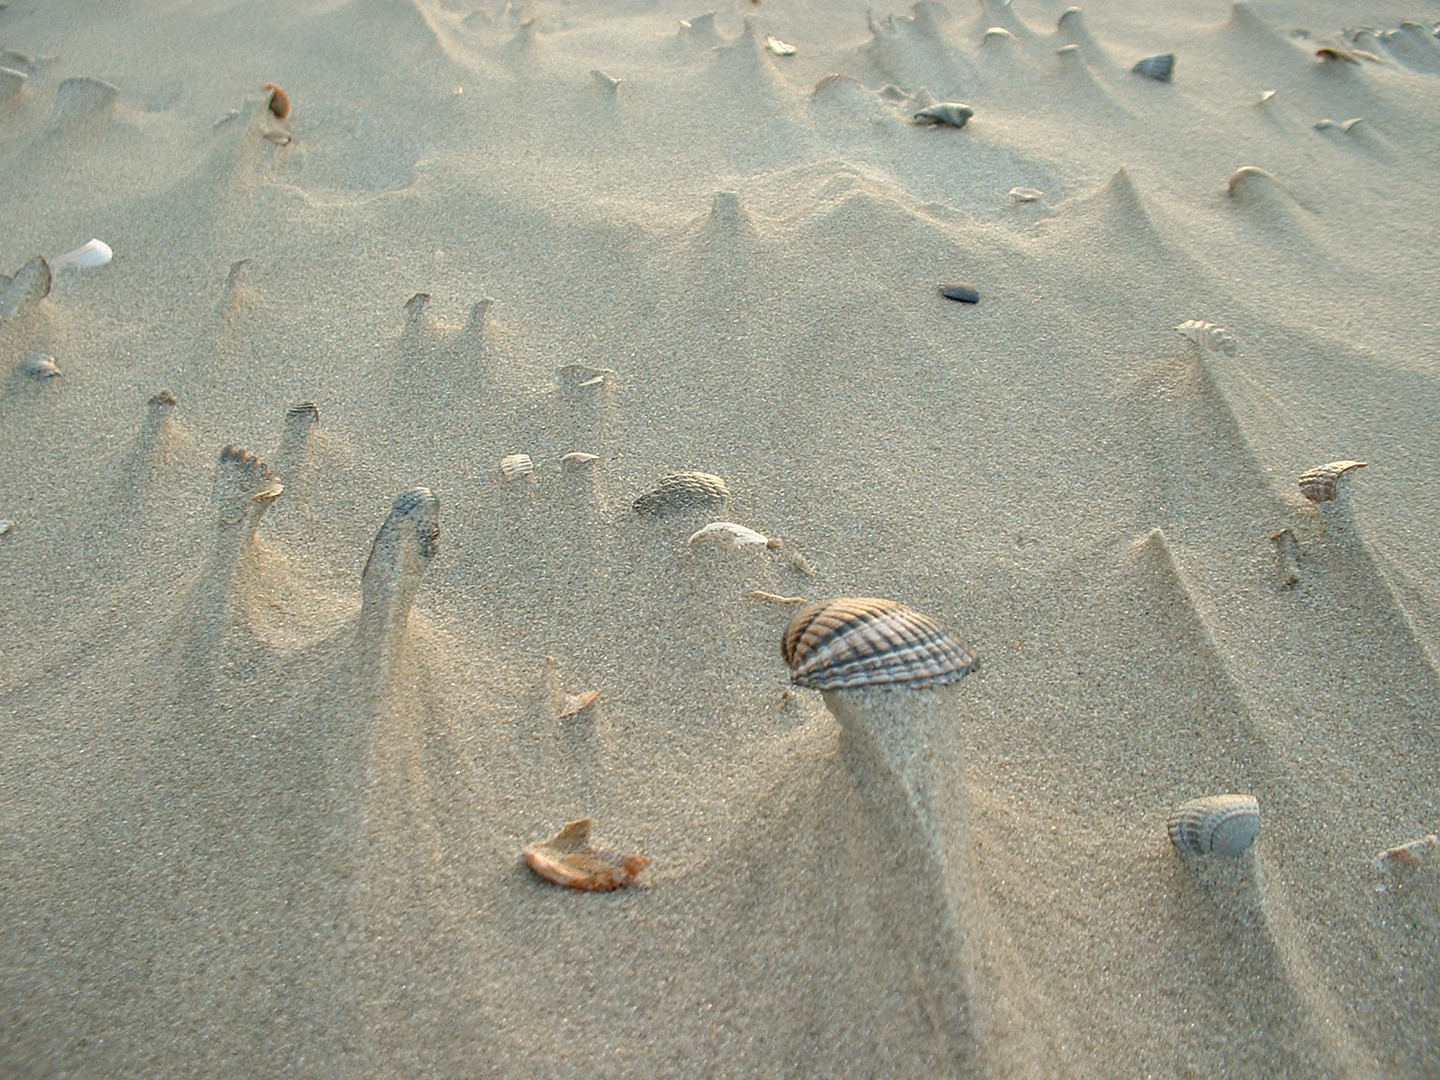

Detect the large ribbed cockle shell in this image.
[1167,794,1260,857]
[1298,460,1367,503]
[632,471,730,516]
[782,597,979,690]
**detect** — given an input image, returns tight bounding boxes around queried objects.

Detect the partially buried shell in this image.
[500,453,535,482]
[1298,460,1367,503]
[523,819,649,892]
[1132,53,1176,81]
[782,597,978,691]
[0,255,52,322]
[913,102,973,128]
[688,521,769,549]
[1167,794,1260,857]
[50,238,111,272]
[19,353,61,378]
[1175,319,1238,357]
[560,451,600,472]
[633,471,730,516]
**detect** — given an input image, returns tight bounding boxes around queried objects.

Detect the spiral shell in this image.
[782,597,979,691]
[500,454,535,482]
[1298,460,1367,503]
[633,471,730,516]
[1167,794,1260,857]
[1175,319,1238,357]
[1132,53,1176,82]
[523,819,649,892]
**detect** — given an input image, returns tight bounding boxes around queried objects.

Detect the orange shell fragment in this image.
[523,819,649,892]
[557,689,601,718]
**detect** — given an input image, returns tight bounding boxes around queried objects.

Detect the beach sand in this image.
[1,0,1438,1076]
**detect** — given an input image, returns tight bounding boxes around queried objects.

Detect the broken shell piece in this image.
[688,521,769,549]
[751,590,807,604]
[500,454,535,482]
[633,471,730,516]
[1375,834,1438,871]
[560,452,600,472]
[50,238,112,272]
[1167,794,1260,857]
[0,255,52,322]
[262,82,291,119]
[1257,89,1277,103]
[1314,117,1363,131]
[214,444,283,525]
[1132,53,1176,81]
[558,689,601,718]
[19,353,61,378]
[1009,186,1044,202]
[983,27,1016,44]
[1316,44,1362,63]
[782,597,979,691]
[591,69,621,92]
[523,819,649,892]
[0,519,12,536]
[557,363,615,389]
[1175,319,1238,357]
[912,102,974,128]
[765,35,797,56]
[264,131,292,145]
[1299,460,1367,503]
[1227,165,1283,196]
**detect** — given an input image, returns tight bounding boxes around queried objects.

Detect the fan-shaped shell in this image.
[633,471,730,515]
[1298,460,1367,503]
[1175,319,1238,357]
[523,819,649,892]
[913,102,974,128]
[500,453,535,482]
[1167,794,1260,857]
[1132,53,1176,81]
[782,597,979,690]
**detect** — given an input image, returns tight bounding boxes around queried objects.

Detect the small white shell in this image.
[1175,319,1238,357]
[50,238,112,271]
[1167,794,1260,857]
[500,454,535,482]
[560,451,600,472]
[765,35,797,56]
[558,363,615,389]
[591,69,621,91]
[19,353,61,378]
[1009,186,1044,202]
[688,521,769,549]
[1314,117,1363,132]
[0,519,13,536]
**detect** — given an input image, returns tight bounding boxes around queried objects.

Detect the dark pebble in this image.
[940,283,980,304]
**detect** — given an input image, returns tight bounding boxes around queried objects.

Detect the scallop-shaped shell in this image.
[1132,53,1176,81]
[688,521,769,549]
[1298,460,1367,503]
[500,453,535,482]
[1167,794,1260,857]
[633,471,730,516]
[19,353,61,378]
[782,597,979,691]
[50,238,112,271]
[912,102,974,128]
[523,819,649,892]
[1175,319,1238,357]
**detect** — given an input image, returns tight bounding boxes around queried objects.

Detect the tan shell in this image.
[1298,460,1367,503]
[782,597,978,690]
[557,690,601,718]
[523,819,649,892]
[688,521,768,549]
[1167,794,1260,857]
[560,452,600,472]
[1375,834,1438,871]
[633,471,730,516]
[500,453,535,482]
[1175,319,1238,357]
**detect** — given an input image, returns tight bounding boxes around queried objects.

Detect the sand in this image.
[2,0,1438,1076]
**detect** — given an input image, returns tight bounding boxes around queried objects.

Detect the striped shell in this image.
[285,400,320,425]
[1298,460,1367,503]
[1175,319,1238,357]
[782,597,979,690]
[633,471,730,516]
[689,521,769,549]
[1167,794,1260,857]
[500,453,535,482]
[1132,53,1176,82]
[523,819,649,892]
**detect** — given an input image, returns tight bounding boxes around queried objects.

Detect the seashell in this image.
[983,27,1016,45]
[912,102,974,128]
[765,35,797,56]
[0,519,12,537]
[148,388,178,408]
[1316,44,1361,63]
[940,282,980,304]
[688,521,769,549]
[751,590,807,604]
[782,597,979,691]
[1175,319,1238,357]
[558,689,601,718]
[1227,165,1282,197]
[633,471,730,516]
[1314,117,1363,132]
[262,82,291,119]
[1132,53,1176,81]
[1056,7,1084,32]
[1375,834,1438,871]
[0,255,52,322]
[264,131,292,145]
[591,69,621,92]
[216,444,283,523]
[0,66,26,104]
[51,239,112,272]
[286,401,320,425]
[500,453,535,482]
[1257,89,1277,103]
[1009,186,1044,202]
[1298,460,1367,503]
[19,353,61,378]
[523,819,649,892]
[557,362,615,389]
[1167,794,1260,857]
[560,451,600,472]
[679,11,718,36]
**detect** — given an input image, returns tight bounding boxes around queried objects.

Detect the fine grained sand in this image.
[2,0,1438,1076]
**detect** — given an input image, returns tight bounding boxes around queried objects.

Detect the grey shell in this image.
[632,471,730,515]
[913,103,974,128]
[1132,53,1176,82]
[782,597,979,690]
[1167,794,1260,857]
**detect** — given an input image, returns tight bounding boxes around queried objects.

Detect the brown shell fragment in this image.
[782,597,978,690]
[523,819,649,892]
[262,82,291,119]
[557,690,601,718]
[1298,460,1367,503]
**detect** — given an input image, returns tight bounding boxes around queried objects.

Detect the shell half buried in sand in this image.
[500,453,535,482]
[1175,319,1238,357]
[688,521,769,549]
[912,102,974,128]
[1298,460,1367,503]
[50,238,112,272]
[1167,794,1260,857]
[633,471,730,516]
[523,819,649,892]
[782,597,979,691]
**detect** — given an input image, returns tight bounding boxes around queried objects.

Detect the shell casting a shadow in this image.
[523,819,649,892]
[1167,794,1260,857]
[633,471,730,515]
[1299,460,1367,503]
[782,597,979,690]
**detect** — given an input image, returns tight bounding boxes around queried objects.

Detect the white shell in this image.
[50,238,112,271]
[1175,319,1238,357]
[688,521,769,549]
[500,454,535,482]
[0,519,13,536]
[560,451,600,472]
[1167,794,1260,857]
[765,35,797,56]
